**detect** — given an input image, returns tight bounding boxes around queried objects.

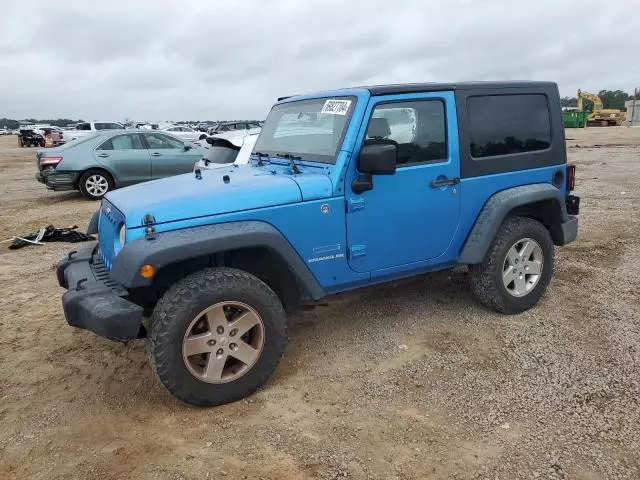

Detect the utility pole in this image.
[630,88,638,127]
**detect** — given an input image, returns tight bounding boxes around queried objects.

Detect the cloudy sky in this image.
[1,0,638,122]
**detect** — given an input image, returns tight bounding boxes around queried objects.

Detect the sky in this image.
[1,0,638,122]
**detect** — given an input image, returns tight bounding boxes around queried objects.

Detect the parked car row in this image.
[35,127,261,200]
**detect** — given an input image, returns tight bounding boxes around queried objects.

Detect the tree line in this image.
[561,90,636,111]
[0,118,263,129]
[0,118,84,129]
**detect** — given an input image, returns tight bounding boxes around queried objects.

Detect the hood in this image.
[105,164,333,227]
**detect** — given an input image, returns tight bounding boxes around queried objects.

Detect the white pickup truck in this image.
[66,121,124,141]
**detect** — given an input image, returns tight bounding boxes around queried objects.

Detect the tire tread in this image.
[149,267,286,406]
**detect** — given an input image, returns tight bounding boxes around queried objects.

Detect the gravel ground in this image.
[0,128,639,479]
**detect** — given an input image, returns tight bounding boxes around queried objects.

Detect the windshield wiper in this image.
[276,153,301,174]
[252,151,270,166]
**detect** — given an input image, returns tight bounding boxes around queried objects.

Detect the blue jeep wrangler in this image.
[57,81,579,406]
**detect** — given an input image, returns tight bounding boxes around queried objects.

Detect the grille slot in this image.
[97,199,125,270]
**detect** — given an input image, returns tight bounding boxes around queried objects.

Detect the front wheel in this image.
[78,169,114,200]
[470,216,554,314]
[199,134,207,140]
[150,268,287,406]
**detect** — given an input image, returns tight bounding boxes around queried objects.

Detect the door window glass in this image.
[98,134,145,150]
[145,133,184,149]
[366,100,447,166]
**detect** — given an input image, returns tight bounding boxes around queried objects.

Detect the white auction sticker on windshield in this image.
[321,99,352,115]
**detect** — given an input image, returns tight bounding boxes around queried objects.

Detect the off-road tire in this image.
[470,216,554,314]
[149,268,287,406]
[78,169,114,200]
[18,137,24,147]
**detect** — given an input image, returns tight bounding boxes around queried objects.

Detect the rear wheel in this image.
[150,268,287,406]
[78,169,114,200]
[199,134,207,140]
[470,216,554,314]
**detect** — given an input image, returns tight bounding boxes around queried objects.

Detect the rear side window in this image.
[98,134,145,150]
[468,94,551,158]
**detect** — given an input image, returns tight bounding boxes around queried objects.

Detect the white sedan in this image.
[162,125,207,142]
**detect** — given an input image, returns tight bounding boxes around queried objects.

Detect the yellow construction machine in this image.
[577,89,625,126]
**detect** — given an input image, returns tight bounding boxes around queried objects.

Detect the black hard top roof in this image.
[364,81,557,96]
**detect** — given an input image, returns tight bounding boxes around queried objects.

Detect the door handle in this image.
[151,152,161,157]
[430,177,459,188]
[97,153,109,158]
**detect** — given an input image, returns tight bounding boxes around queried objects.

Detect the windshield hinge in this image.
[346,198,366,213]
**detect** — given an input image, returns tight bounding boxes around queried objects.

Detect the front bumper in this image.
[56,245,143,341]
[36,169,78,191]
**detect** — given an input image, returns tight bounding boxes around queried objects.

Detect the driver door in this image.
[345,92,461,273]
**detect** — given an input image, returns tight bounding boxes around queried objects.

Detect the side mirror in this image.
[352,143,397,194]
[358,143,397,175]
[183,143,192,151]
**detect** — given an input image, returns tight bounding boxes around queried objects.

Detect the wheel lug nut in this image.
[207,339,216,346]
[216,348,224,356]
[216,326,224,334]
[230,343,237,350]
[229,329,237,337]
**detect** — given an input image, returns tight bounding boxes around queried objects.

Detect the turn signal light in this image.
[139,264,155,279]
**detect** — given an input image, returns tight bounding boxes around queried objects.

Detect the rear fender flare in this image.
[459,183,567,264]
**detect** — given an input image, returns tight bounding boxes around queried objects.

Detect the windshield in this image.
[253,96,356,163]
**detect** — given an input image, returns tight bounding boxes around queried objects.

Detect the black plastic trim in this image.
[365,81,558,96]
[458,184,570,264]
[110,221,326,299]
[56,245,142,341]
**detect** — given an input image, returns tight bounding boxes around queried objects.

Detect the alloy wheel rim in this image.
[182,301,265,384]
[86,175,108,196]
[502,237,544,297]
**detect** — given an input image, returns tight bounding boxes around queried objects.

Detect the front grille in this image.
[92,253,127,295]
[98,199,125,270]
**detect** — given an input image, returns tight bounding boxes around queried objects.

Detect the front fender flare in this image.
[110,221,326,299]
[458,183,567,264]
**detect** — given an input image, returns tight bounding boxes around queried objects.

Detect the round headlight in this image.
[119,225,126,246]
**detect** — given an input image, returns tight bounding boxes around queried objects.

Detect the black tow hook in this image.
[76,278,88,290]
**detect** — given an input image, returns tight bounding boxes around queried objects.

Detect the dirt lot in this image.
[0,128,639,480]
